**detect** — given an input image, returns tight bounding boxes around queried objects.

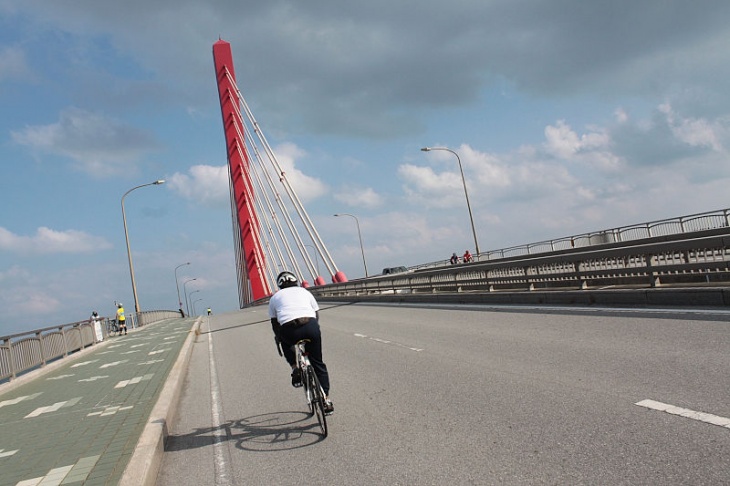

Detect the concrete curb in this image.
[120,317,202,486]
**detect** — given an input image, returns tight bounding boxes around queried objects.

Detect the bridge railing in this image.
[0,310,181,383]
[410,208,730,270]
[309,230,730,300]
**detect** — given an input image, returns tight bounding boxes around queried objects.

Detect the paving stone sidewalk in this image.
[0,318,196,486]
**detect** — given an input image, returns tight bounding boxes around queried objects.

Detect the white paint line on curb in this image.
[208,316,234,486]
[635,399,730,429]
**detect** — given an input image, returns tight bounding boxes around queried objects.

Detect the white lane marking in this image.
[0,393,42,409]
[87,405,133,417]
[24,397,81,418]
[0,448,18,458]
[100,360,128,369]
[354,333,423,352]
[137,359,164,365]
[78,376,109,382]
[71,360,98,368]
[46,374,74,381]
[636,399,730,429]
[114,374,153,388]
[208,320,233,485]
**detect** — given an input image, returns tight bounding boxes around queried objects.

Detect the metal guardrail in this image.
[0,310,181,383]
[410,207,730,270]
[309,231,730,299]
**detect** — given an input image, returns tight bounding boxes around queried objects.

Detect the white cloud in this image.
[0,227,112,254]
[272,142,327,202]
[610,103,728,168]
[544,120,611,159]
[334,186,383,209]
[11,108,160,177]
[167,143,327,209]
[168,164,230,207]
[659,103,723,151]
[398,163,467,208]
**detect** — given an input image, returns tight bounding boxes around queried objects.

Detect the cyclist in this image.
[269,271,334,415]
[116,303,127,335]
[463,250,473,263]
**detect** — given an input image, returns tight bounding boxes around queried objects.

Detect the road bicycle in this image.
[107,319,120,337]
[277,338,328,437]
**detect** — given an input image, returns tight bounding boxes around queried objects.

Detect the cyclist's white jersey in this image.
[268,286,319,324]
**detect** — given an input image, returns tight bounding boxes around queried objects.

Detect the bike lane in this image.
[0,317,198,486]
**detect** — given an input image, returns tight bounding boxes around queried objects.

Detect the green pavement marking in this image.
[13,454,101,485]
[0,318,195,486]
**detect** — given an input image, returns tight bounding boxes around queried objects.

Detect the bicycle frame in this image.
[294,340,328,437]
[275,336,328,437]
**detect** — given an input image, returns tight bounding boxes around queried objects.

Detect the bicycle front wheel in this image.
[308,368,328,437]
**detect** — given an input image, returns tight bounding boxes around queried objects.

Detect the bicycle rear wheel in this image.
[308,367,328,437]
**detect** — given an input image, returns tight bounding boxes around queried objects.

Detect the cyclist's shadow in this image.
[165,411,325,453]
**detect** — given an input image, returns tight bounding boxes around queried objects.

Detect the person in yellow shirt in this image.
[116,303,127,335]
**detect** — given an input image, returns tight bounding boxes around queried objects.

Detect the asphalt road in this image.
[157,303,730,485]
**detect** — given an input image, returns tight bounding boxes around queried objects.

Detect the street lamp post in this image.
[174,262,190,315]
[183,278,197,317]
[304,244,320,275]
[122,180,165,317]
[421,147,480,256]
[189,290,201,316]
[192,298,204,316]
[334,213,369,277]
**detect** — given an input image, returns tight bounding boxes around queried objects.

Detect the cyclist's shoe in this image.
[291,369,302,388]
[324,400,334,416]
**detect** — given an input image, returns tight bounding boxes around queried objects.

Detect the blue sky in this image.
[2,1,729,335]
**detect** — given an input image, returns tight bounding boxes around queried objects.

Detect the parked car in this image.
[381,266,408,275]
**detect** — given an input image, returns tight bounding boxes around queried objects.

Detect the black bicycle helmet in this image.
[276,271,299,289]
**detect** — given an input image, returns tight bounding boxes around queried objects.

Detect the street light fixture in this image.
[175,262,190,315]
[183,278,197,317]
[420,147,480,256]
[334,213,369,277]
[121,179,165,317]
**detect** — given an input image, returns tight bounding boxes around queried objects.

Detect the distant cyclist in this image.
[116,303,127,335]
[269,271,334,415]
[463,250,473,263]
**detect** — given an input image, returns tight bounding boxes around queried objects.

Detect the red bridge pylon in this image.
[213,39,347,306]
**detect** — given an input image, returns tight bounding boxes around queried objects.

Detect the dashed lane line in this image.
[636,399,730,429]
[354,333,424,352]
